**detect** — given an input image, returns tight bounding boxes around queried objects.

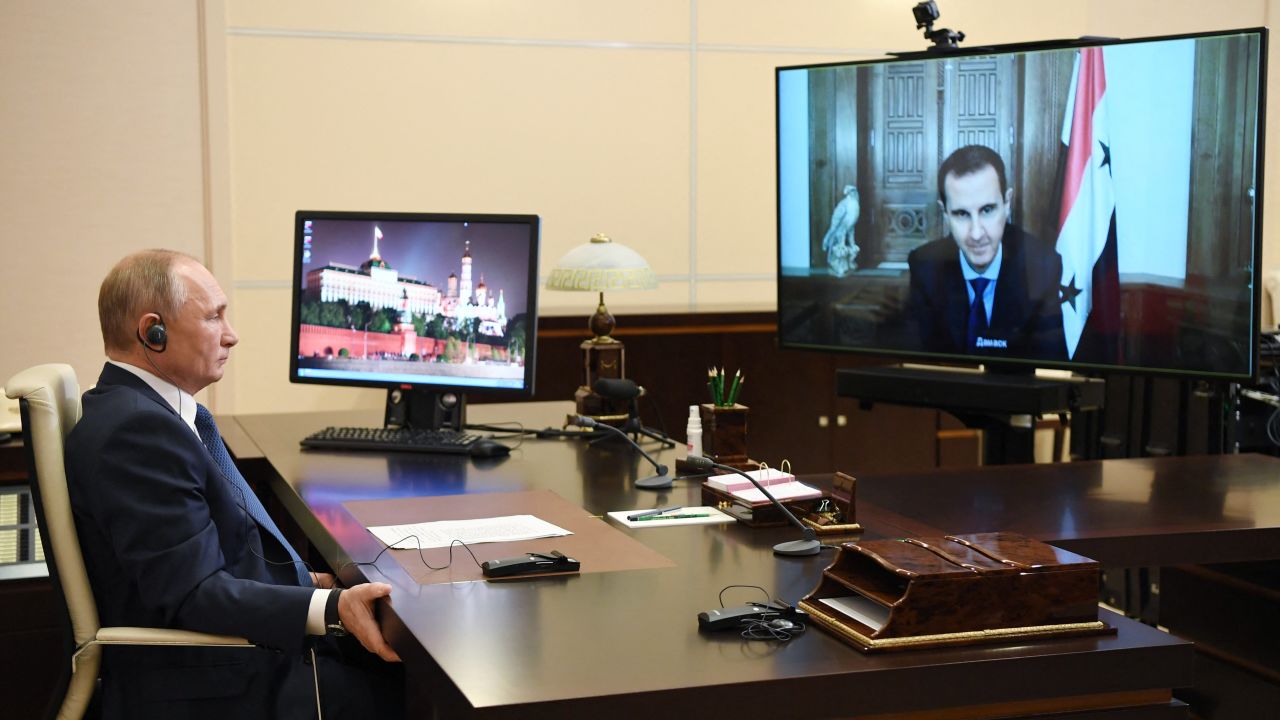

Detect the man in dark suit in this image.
[65,250,403,719]
[907,145,1067,361]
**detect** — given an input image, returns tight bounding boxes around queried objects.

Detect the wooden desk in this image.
[233,409,1193,719]
[854,453,1280,567]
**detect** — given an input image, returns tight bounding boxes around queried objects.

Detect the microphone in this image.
[684,455,821,557]
[592,377,642,401]
[568,414,671,489]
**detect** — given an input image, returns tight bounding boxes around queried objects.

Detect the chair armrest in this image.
[72,627,253,674]
[96,626,253,647]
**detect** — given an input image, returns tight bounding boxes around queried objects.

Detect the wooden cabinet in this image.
[1160,562,1280,718]
[0,440,63,719]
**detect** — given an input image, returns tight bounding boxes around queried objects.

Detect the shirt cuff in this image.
[306,589,333,636]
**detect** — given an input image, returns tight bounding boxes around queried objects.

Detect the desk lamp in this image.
[546,233,657,420]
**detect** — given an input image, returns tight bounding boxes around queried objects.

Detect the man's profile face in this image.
[159,259,238,395]
[939,164,1012,273]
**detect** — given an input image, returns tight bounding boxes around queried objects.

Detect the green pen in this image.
[726,370,741,406]
[633,513,711,521]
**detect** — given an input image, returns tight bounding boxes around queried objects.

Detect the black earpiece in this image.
[141,318,167,352]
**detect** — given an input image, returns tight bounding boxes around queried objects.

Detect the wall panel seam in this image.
[689,0,699,307]
[225,26,882,57]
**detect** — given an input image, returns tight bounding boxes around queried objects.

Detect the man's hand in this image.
[338,582,401,662]
[310,571,337,589]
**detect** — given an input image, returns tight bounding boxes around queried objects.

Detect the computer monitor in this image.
[777,27,1266,382]
[289,211,540,429]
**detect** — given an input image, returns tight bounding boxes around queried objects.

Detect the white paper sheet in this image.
[367,514,571,550]
[819,595,891,631]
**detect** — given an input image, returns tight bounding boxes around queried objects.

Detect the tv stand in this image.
[836,365,1105,464]
[385,387,467,431]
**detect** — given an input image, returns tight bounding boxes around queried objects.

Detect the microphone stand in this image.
[685,455,821,556]
[570,415,672,489]
[591,379,675,447]
[616,395,675,447]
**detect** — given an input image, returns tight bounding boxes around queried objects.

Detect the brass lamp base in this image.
[589,291,616,342]
[574,332,628,420]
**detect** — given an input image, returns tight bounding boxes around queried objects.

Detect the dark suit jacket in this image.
[907,224,1067,361]
[65,363,320,719]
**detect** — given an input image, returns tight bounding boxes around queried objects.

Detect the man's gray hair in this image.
[98,249,199,353]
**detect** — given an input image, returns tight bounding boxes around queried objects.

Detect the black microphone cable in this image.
[641,390,673,441]
[684,455,827,556]
[712,585,806,643]
[568,414,673,489]
[137,334,185,422]
[338,536,483,574]
[220,469,317,583]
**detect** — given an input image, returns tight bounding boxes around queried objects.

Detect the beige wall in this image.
[4,1,1279,415]
[0,1,209,403]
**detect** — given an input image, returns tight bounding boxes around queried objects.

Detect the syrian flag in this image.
[1056,47,1122,362]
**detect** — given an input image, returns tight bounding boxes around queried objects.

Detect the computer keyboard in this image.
[300,426,479,454]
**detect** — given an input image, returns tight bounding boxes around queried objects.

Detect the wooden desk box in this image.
[700,471,861,535]
[799,532,1113,651]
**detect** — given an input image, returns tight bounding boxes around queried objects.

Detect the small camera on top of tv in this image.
[912,1,965,51]
[912,0,940,29]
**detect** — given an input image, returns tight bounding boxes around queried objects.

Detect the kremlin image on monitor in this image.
[293,217,534,390]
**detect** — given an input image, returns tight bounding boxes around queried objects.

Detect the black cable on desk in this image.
[339,537,483,574]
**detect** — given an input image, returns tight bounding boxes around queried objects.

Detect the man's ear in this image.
[1004,187,1014,208]
[136,312,166,350]
[136,313,159,341]
[937,199,948,216]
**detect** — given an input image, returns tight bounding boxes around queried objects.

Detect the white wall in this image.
[4,0,1278,414]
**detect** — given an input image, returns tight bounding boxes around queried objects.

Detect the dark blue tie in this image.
[968,277,990,351]
[195,405,311,587]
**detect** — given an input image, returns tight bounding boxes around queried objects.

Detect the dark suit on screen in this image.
[907,224,1067,361]
[64,363,396,719]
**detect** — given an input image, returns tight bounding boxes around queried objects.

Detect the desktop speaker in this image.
[385,388,466,431]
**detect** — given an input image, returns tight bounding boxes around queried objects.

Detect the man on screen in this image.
[907,145,1067,360]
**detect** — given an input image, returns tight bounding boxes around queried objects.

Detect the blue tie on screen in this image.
[968,277,990,351]
[195,405,311,587]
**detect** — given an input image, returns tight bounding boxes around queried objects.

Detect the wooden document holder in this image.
[700,471,861,535]
[799,532,1113,652]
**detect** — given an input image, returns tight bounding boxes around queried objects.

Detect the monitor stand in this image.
[835,364,1105,465]
[384,387,467,431]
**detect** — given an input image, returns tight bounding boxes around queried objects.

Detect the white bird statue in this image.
[821,184,860,277]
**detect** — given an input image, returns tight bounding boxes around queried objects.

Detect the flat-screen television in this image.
[290,211,539,427]
[777,28,1266,381]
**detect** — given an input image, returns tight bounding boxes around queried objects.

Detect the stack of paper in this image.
[705,467,822,506]
[729,481,823,505]
[705,466,794,493]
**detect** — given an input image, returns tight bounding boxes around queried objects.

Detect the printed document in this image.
[368,514,572,550]
[819,595,891,631]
